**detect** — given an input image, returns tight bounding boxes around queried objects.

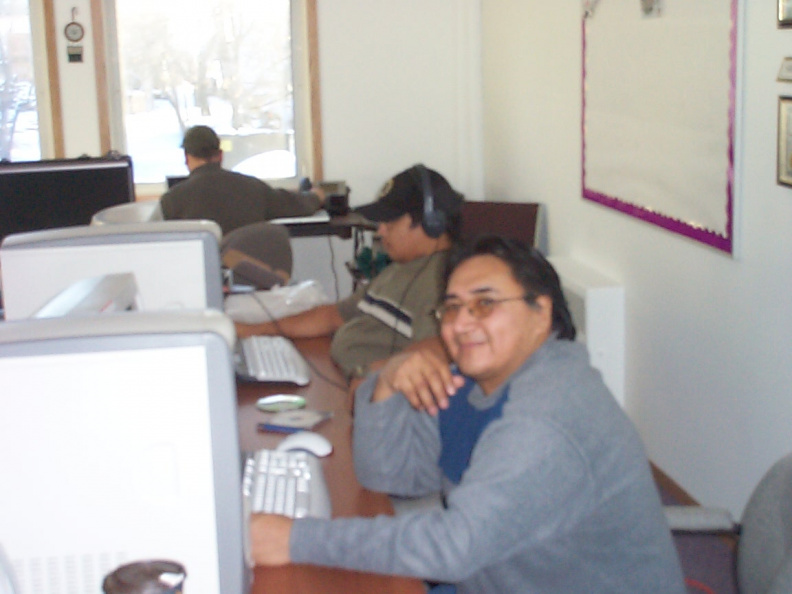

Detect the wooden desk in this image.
[236,336,424,593]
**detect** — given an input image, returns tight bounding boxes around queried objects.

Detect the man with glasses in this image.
[250,235,685,594]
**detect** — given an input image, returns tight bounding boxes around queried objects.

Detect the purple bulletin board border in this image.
[580,0,737,254]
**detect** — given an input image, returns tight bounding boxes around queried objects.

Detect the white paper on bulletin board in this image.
[582,0,736,253]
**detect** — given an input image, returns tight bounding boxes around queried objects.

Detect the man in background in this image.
[235,164,464,382]
[159,125,324,235]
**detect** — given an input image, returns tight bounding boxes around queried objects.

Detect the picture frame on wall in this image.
[779,0,792,27]
[777,97,792,187]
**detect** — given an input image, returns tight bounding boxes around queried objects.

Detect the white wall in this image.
[481,1,792,517]
[316,0,483,206]
[310,0,483,296]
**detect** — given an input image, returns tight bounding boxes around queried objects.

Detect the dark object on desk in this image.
[327,193,350,216]
[321,180,350,216]
[166,175,188,188]
[299,176,313,192]
[103,560,186,594]
[460,201,544,250]
[663,451,792,594]
[0,155,135,244]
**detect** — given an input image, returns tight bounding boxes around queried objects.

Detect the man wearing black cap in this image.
[235,164,464,381]
[159,125,324,235]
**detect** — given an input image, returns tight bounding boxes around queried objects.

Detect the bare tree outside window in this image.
[116,0,295,184]
[0,0,41,162]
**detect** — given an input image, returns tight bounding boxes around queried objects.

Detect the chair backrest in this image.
[220,221,293,280]
[91,200,164,225]
[459,201,545,251]
[738,452,792,594]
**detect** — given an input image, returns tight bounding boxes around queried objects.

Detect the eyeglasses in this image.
[432,296,529,324]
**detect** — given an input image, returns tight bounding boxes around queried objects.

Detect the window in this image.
[0,0,42,161]
[110,0,318,187]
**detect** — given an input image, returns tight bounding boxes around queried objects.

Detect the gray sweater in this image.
[290,338,686,593]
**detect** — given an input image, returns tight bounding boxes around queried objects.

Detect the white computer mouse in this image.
[276,431,333,457]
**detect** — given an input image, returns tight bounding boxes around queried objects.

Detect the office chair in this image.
[91,200,164,225]
[220,221,293,289]
[459,201,546,253]
[665,452,792,594]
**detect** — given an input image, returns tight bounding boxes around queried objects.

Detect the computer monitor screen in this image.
[0,155,135,243]
[166,175,188,188]
[0,311,245,594]
[0,221,224,320]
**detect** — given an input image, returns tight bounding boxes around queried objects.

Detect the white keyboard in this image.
[237,335,311,385]
[242,449,331,519]
[269,210,331,225]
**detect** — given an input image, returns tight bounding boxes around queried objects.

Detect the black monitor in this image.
[0,155,135,243]
[167,175,188,188]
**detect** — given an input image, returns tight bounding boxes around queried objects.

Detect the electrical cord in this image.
[327,235,340,300]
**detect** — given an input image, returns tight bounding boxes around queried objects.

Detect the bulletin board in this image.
[582,0,738,253]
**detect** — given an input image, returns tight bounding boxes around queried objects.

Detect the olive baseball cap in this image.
[355,165,464,223]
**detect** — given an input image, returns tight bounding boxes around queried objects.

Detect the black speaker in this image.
[414,164,446,239]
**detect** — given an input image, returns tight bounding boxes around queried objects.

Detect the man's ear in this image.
[533,295,554,333]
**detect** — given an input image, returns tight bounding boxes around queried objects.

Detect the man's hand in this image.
[372,347,464,415]
[249,514,293,566]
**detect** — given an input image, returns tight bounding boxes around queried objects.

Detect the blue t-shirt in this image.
[433,377,510,593]
[438,377,509,484]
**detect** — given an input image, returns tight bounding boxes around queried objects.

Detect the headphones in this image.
[414,163,446,239]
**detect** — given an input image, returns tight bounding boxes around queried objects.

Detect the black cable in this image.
[327,235,340,300]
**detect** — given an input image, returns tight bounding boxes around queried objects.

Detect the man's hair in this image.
[444,234,576,340]
[181,125,221,160]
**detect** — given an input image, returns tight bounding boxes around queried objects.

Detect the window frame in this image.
[95,0,322,198]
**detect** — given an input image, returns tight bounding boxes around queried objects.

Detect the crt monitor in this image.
[0,155,135,244]
[0,310,245,594]
[0,220,224,320]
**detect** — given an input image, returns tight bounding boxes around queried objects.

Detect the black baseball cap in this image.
[355,165,464,223]
[181,125,221,158]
